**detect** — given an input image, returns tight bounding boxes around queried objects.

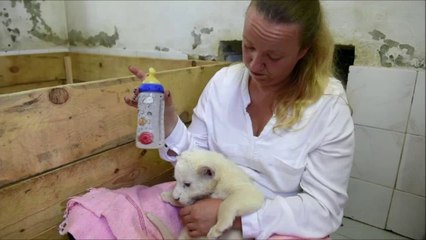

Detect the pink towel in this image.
[59,181,331,240]
[59,182,182,239]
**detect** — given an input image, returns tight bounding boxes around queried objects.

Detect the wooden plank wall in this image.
[69,53,216,82]
[0,53,67,94]
[0,53,218,94]
[0,62,229,239]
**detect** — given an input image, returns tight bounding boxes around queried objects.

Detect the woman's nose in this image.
[249,53,265,72]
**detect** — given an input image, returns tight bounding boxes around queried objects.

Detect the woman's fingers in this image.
[164,90,173,107]
[181,214,194,225]
[179,206,192,218]
[124,66,144,108]
[124,96,138,107]
[183,218,202,237]
[188,229,201,238]
[124,87,139,107]
[128,65,146,80]
[186,222,197,230]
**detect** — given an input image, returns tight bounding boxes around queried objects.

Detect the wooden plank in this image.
[64,56,73,84]
[143,167,175,187]
[32,225,68,240]
[0,142,173,240]
[0,80,64,95]
[69,52,218,82]
[0,53,67,88]
[0,63,228,187]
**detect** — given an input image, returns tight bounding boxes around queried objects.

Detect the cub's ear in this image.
[197,166,215,179]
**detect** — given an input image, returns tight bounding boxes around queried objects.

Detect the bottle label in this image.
[136,92,165,149]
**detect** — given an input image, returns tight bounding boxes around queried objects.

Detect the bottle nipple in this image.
[144,67,161,84]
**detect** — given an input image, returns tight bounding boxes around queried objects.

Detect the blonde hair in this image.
[250,0,335,130]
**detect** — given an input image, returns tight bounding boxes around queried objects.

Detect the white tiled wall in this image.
[386,190,425,240]
[351,125,404,187]
[344,178,393,229]
[346,66,425,239]
[396,134,425,197]
[408,71,425,136]
[346,67,416,132]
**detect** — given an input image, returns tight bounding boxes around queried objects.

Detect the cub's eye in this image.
[183,182,191,188]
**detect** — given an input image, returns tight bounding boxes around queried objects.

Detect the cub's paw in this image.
[161,191,183,207]
[207,226,222,239]
[161,191,174,203]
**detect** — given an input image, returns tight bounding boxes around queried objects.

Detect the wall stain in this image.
[0,5,19,45]
[191,30,201,49]
[15,0,66,45]
[200,27,213,34]
[191,26,214,50]
[2,0,120,50]
[369,29,425,69]
[369,29,386,41]
[68,27,119,48]
[154,46,169,52]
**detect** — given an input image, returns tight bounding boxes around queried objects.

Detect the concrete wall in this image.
[64,1,249,59]
[323,1,425,68]
[1,1,424,68]
[0,0,68,53]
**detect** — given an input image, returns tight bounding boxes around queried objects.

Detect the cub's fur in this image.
[154,149,264,239]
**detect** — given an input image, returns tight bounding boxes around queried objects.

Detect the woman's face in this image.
[242,6,308,89]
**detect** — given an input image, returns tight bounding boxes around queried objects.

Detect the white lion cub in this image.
[156,149,264,239]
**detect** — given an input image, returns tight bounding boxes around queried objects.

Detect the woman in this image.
[127,0,354,238]
[64,0,354,239]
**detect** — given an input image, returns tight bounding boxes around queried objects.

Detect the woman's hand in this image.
[179,198,243,237]
[124,66,146,108]
[180,198,222,237]
[124,66,179,137]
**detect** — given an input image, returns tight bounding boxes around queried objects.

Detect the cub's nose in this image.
[174,197,180,202]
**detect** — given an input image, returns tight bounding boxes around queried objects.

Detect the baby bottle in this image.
[135,67,165,149]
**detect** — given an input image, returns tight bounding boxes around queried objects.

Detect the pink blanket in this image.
[59,182,182,239]
[59,181,331,240]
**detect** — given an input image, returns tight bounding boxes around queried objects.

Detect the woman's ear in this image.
[197,166,215,179]
[297,47,309,61]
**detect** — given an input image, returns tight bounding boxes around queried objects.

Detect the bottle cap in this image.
[144,68,161,84]
[139,67,164,93]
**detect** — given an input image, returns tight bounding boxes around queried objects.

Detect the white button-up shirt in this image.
[160,63,354,239]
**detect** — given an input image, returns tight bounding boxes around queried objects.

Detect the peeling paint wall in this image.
[64,1,248,59]
[0,0,68,52]
[1,1,425,69]
[323,1,425,69]
[63,0,424,68]
[65,1,120,49]
[0,0,120,54]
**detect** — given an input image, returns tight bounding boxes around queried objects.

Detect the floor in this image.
[331,217,411,240]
